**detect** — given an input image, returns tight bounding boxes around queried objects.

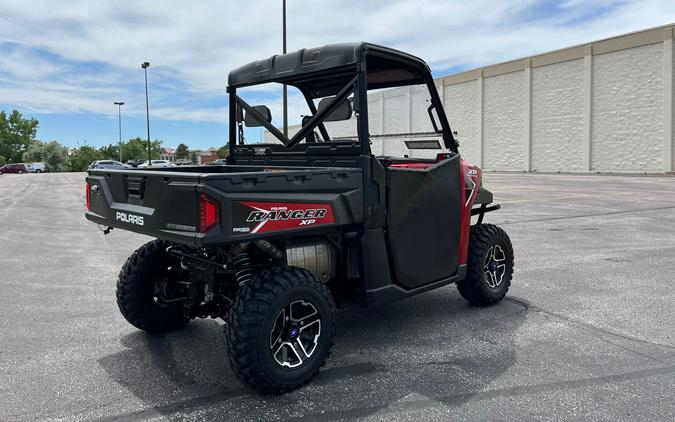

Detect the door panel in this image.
[386,155,462,289]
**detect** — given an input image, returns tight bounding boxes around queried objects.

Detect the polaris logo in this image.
[246,208,328,223]
[116,211,144,226]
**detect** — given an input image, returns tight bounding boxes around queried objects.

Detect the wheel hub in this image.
[483,245,507,288]
[269,299,321,368]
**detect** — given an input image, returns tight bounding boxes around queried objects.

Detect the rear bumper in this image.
[85,211,203,247]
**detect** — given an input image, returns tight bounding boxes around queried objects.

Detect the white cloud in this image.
[0,0,674,123]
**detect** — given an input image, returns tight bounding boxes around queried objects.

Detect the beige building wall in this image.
[438,24,675,173]
[443,80,480,165]
[483,71,526,170]
[531,58,585,172]
[591,43,664,172]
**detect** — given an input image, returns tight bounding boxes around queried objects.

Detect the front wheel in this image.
[457,224,514,305]
[225,266,336,393]
[17,170,23,174]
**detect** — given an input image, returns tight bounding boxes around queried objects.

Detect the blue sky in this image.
[1,0,674,150]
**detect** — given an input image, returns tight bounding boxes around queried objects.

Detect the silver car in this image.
[89,160,133,170]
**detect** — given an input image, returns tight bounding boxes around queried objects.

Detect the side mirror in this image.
[317,97,352,122]
[244,105,272,127]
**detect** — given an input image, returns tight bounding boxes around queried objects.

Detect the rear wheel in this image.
[225,266,336,393]
[116,239,190,333]
[457,224,514,305]
[17,170,23,174]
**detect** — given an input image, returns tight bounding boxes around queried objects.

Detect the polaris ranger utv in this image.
[85,42,514,393]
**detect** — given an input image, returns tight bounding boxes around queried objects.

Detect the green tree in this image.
[0,155,6,166]
[175,143,190,160]
[122,137,163,161]
[22,140,69,172]
[216,143,230,159]
[68,146,102,172]
[0,110,39,163]
[99,144,120,160]
[190,151,198,165]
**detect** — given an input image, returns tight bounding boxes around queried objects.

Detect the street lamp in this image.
[282,0,288,137]
[114,101,124,162]
[141,61,151,166]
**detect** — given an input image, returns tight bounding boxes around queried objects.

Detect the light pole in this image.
[282,0,288,137]
[114,101,124,162]
[141,61,151,166]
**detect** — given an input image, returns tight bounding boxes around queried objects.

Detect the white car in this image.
[26,162,47,173]
[137,160,176,168]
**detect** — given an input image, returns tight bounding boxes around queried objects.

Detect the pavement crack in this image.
[505,297,675,364]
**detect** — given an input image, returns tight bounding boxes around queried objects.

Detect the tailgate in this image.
[85,170,202,245]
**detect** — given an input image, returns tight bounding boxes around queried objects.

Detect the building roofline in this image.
[438,23,674,86]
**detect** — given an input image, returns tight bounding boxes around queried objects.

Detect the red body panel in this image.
[458,159,481,264]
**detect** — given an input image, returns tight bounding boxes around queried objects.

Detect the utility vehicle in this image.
[85,42,514,393]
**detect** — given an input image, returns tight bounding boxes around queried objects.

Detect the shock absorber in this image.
[233,252,254,286]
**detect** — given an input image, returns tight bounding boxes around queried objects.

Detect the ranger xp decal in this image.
[231,201,335,235]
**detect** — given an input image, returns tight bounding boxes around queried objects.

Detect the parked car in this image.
[137,160,176,168]
[207,159,228,165]
[0,163,28,174]
[26,162,48,173]
[89,160,132,170]
[174,159,192,166]
[126,160,142,167]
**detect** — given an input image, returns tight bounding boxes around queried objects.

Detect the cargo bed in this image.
[85,165,364,247]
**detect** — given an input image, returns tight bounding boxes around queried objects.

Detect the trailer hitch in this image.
[98,225,114,235]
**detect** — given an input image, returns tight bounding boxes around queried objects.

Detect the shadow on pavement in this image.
[98,288,527,420]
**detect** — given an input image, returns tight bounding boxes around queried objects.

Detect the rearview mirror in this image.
[317,97,352,122]
[244,105,272,127]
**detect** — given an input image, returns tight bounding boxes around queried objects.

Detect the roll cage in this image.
[226,42,457,158]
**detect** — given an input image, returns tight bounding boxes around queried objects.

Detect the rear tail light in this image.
[85,183,91,210]
[199,193,219,233]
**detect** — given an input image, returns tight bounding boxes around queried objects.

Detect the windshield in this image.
[229,52,451,155]
[232,77,358,147]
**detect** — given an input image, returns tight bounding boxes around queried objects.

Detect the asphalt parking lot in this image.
[1,171,674,421]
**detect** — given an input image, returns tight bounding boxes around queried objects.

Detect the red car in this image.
[0,163,28,174]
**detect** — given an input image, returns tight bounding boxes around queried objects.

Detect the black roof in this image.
[228,42,432,96]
